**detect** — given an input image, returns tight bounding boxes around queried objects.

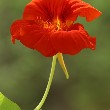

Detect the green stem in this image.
[34,55,57,110]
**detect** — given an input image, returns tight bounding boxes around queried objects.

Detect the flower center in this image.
[54,17,61,31]
[39,17,73,31]
[42,17,62,31]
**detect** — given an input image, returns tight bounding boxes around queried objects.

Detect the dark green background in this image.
[0,0,110,110]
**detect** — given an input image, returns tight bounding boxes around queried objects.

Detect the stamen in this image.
[56,17,61,30]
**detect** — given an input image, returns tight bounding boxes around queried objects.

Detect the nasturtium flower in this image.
[10,0,101,57]
[10,0,101,110]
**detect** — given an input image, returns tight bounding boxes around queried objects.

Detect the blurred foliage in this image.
[0,0,110,110]
[0,92,21,110]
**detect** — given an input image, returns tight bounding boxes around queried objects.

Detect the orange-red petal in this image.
[61,0,101,22]
[10,20,57,57]
[23,0,65,21]
[73,0,101,22]
[50,23,96,55]
[23,0,101,22]
[10,20,96,57]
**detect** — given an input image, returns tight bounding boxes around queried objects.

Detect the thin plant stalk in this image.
[34,55,57,110]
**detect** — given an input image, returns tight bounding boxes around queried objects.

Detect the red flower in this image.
[10,0,101,57]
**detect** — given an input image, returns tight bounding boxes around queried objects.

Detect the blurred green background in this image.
[0,0,110,110]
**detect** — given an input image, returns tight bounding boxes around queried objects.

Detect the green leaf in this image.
[0,92,21,110]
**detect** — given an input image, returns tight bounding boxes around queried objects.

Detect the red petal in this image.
[23,0,65,21]
[23,0,50,21]
[10,21,96,57]
[23,0,101,22]
[50,23,96,55]
[10,20,57,57]
[65,0,101,22]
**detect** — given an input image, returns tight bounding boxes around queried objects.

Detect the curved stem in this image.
[34,55,57,110]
